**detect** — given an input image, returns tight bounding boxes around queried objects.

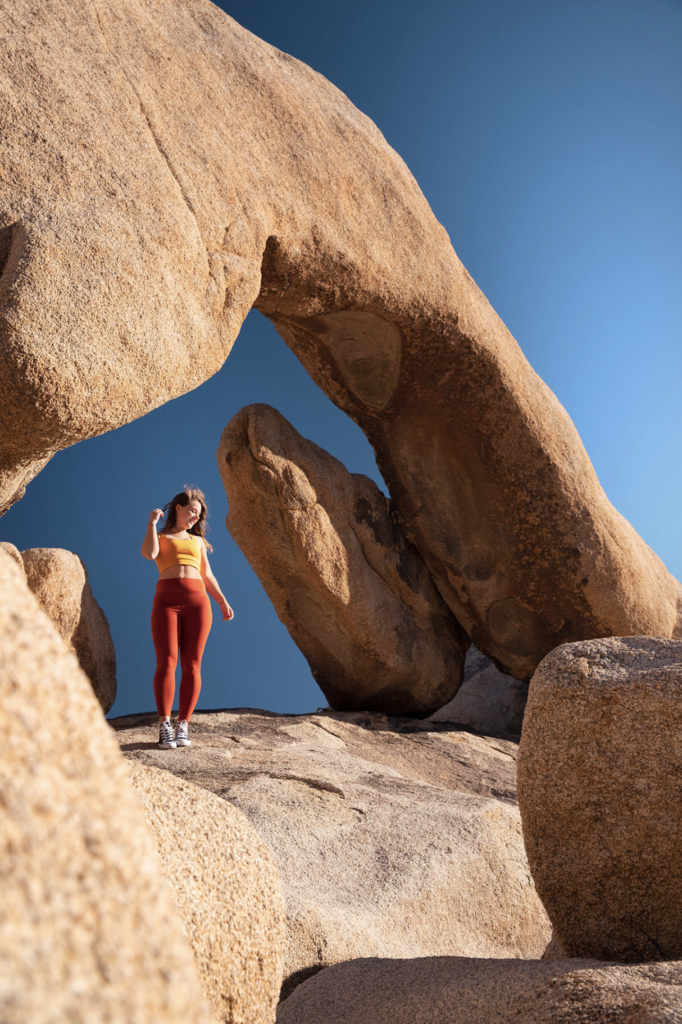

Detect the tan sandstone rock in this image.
[20,547,116,713]
[129,763,286,1024]
[0,540,24,572]
[542,930,569,960]
[2,0,681,676]
[275,955,682,1024]
[218,404,466,715]
[518,636,682,962]
[0,547,212,1024]
[114,708,551,998]
[428,645,528,735]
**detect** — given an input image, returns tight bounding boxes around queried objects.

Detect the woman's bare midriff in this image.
[158,565,203,580]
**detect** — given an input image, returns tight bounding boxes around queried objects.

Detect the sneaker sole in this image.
[175,739,191,747]
[158,741,177,749]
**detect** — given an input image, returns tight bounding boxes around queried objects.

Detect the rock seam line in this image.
[91,4,208,259]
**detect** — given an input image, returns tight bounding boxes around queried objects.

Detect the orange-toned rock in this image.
[518,636,682,962]
[2,0,680,675]
[218,404,465,715]
[129,764,286,1024]
[0,541,24,572]
[0,547,212,1024]
[115,708,551,998]
[276,956,682,1024]
[21,548,116,713]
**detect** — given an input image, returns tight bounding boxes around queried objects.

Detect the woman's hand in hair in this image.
[142,509,164,560]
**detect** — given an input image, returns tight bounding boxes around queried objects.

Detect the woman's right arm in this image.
[141,509,164,560]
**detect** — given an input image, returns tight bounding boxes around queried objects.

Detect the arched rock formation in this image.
[2,0,680,676]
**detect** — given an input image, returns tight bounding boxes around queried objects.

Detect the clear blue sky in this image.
[2,0,681,717]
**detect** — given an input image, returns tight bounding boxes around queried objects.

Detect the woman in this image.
[141,487,234,749]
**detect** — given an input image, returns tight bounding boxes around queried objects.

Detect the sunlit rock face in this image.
[218,404,466,716]
[20,547,117,713]
[2,0,681,675]
[518,636,682,963]
[0,548,213,1024]
[115,708,552,1000]
[129,764,287,1024]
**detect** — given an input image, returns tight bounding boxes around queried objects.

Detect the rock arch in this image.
[1,0,680,677]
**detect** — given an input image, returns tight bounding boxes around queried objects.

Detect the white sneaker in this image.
[158,721,177,749]
[175,720,191,747]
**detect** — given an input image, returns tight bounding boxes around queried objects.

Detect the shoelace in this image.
[159,722,174,742]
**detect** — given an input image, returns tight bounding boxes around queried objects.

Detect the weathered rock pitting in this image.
[129,763,286,1024]
[218,404,466,715]
[0,547,212,1024]
[20,547,116,713]
[2,0,681,675]
[276,955,682,1024]
[518,636,682,962]
[114,707,551,997]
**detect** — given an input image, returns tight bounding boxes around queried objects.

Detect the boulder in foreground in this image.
[276,955,682,1024]
[114,707,550,997]
[0,548,211,1024]
[129,763,286,1024]
[218,404,466,715]
[518,636,682,961]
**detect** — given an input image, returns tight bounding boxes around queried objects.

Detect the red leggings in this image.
[151,578,212,721]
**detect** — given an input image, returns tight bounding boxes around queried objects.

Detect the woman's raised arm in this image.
[141,508,163,560]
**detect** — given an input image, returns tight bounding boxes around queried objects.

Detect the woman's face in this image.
[175,500,202,531]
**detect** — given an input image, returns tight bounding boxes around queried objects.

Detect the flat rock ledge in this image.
[113,707,551,999]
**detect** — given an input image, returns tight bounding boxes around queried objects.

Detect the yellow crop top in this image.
[155,533,203,575]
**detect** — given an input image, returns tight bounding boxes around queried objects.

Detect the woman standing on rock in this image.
[141,487,234,749]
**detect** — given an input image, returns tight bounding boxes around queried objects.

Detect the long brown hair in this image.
[160,487,213,551]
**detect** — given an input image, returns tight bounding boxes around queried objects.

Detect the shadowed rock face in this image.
[518,636,682,962]
[428,646,529,736]
[218,404,466,715]
[2,0,681,675]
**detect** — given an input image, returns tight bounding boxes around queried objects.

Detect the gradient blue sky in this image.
[2,0,681,717]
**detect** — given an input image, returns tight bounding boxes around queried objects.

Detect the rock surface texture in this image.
[428,646,528,735]
[218,404,466,714]
[129,763,286,1024]
[2,0,681,675]
[115,708,551,998]
[518,636,682,962]
[21,547,116,713]
[0,548,212,1024]
[276,956,682,1024]
[0,540,24,570]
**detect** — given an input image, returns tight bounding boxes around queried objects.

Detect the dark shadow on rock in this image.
[279,964,327,1003]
